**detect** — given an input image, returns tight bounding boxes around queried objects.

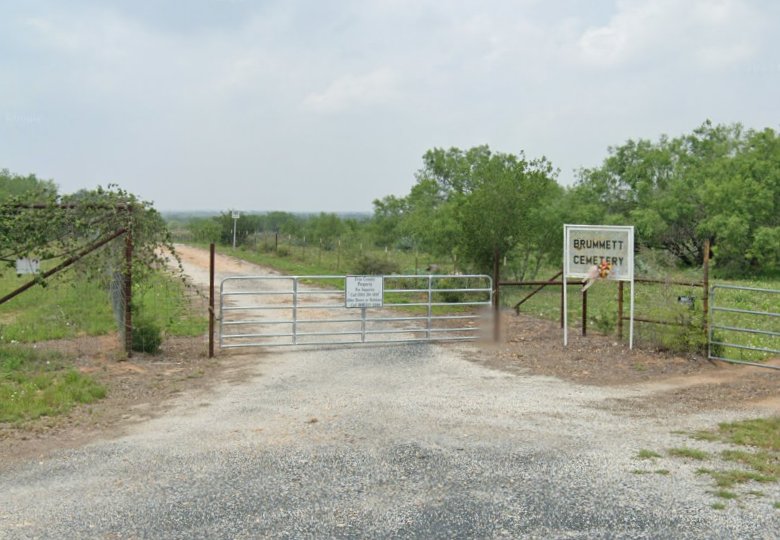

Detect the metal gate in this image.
[709,284,780,369]
[219,274,492,349]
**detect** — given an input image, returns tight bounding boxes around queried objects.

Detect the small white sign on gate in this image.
[345,276,384,308]
[15,258,40,276]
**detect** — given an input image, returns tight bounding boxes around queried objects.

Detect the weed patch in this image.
[636,449,662,459]
[667,447,709,460]
[0,345,105,423]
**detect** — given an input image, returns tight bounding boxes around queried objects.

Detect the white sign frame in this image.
[563,224,635,349]
[345,275,384,309]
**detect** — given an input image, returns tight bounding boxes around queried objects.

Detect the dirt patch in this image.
[474,312,779,414]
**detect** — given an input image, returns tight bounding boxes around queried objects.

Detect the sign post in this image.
[563,225,635,349]
[231,211,240,249]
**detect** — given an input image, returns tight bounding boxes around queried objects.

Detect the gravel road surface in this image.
[1,246,777,538]
[2,342,778,538]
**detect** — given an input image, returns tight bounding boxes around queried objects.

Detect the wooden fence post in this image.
[618,281,624,340]
[702,238,710,345]
[124,229,133,358]
[581,288,587,336]
[493,249,500,342]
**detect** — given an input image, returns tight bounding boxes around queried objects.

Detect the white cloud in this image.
[301,68,401,113]
[576,0,762,69]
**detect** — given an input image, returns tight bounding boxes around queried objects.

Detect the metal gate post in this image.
[292,278,298,345]
[361,307,367,343]
[427,275,433,339]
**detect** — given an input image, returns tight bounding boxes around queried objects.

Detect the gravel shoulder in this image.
[1,245,777,538]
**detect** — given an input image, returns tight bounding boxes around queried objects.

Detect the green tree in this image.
[572,121,780,276]
[304,213,346,249]
[388,145,559,274]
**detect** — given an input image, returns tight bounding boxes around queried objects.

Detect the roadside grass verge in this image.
[0,345,105,423]
[0,268,206,344]
[634,416,780,509]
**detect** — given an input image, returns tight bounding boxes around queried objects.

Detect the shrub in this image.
[435,278,465,303]
[590,307,616,334]
[132,317,163,354]
[352,255,400,276]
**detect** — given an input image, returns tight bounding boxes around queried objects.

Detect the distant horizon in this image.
[161,209,373,217]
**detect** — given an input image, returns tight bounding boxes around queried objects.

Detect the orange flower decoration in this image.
[598,260,612,278]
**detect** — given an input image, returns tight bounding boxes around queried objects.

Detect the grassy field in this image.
[209,238,456,277]
[0,345,105,423]
[0,267,207,344]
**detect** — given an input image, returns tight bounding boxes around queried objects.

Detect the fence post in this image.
[617,281,624,340]
[560,266,565,329]
[209,242,215,358]
[702,238,710,346]
[581,288,587,337]
[123,228,133,358]
[493,249,500,342]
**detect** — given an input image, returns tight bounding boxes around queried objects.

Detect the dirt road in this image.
[0,245,777,538]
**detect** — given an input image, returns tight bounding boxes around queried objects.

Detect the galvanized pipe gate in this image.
[219,274,492,349]
[709,284,780,370]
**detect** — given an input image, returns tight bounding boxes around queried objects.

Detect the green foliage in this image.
[372,145,559,274]
[713,490,739,500]
[352,255,401,275]
[0,344,105,423]
[572,121,780,277]
[636,449,662,460]
[434,278,466,303]
[716,417,780,451]
[667,447,710,460]
[0,169,57,199]
[131,316,163,354]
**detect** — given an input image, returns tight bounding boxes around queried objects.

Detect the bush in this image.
[590,307,616,334]
[132,317,163,354]
[352,255,401,276]
[435,278,465,303]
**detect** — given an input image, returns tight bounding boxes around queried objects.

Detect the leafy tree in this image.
[382,145,559,274]
[304,213,346,249]
[572,121,780,276]
[0,169,57,199]
[187,217,222,243]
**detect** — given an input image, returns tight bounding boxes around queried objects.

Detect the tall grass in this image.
[0,267,207,344]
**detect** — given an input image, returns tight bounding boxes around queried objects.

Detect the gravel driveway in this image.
[1,246,777,538]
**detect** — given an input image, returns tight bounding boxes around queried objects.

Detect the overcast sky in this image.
[1,0,778,212]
